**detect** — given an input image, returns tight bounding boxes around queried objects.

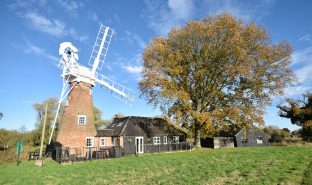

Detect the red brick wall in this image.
[94,137,113,148]
[57,82,96,149]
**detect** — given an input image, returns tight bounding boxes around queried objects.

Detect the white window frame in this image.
[77,115,86,125]
[163,136,168,144]
[173,136,179,143]
[99,138,105,147]
[153,137,160,145]
[86,137,94,147]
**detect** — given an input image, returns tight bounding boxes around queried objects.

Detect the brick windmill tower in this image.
[48,25,133,149]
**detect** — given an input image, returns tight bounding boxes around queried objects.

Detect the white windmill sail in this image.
[88,25,114,74]
[89,25,134,103]
[95,73,134,102]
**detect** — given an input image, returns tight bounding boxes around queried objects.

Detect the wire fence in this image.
[124,142,193,155]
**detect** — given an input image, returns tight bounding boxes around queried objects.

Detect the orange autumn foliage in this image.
[140,14,293,147]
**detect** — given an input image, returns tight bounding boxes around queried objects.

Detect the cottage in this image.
[235,125,270,147]
[95,116,190,154]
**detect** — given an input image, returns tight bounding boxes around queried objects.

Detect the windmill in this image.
[48,25,133,149]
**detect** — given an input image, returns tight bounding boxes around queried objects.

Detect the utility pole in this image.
[37,104,48,166]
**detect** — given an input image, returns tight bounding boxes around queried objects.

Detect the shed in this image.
[235,125,270,147]
[201,137,235,149]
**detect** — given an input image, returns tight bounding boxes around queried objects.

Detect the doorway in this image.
[135,137,144,154]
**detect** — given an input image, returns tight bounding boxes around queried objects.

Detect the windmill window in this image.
[78,115,86,125]
[173,136,179,143]
[99,138,105,146]
[163,136,168,144]
[86,137,94,147]
[153,137,160,145]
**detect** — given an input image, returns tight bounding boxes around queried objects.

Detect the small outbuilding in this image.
[202,125,270,148]
[235,125,270,147]
[201,137,235,149]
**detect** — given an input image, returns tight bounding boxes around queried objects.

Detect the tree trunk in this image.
[194,123,201,148]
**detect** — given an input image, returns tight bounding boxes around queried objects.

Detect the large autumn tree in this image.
[139,14,293,147]
[277,93,312,140]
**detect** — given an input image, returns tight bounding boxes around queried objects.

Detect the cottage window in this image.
[257,137,263,144]
[78,115,86,125]
[163,136,168,144]
[173,136,179,143]
[86,137,94,147]
[153,137,160,145]
[99,138,105,146]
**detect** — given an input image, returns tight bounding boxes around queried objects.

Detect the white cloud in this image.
[123,54,143,81]
[143,0,275,35]
[123,31,146,49]
[21,12,89,43]
[69,28,89,42]
[19,41,59,64]
[113,52,143,81]
[8,0,47,10]
[89,12,98,22]
[291,45,312,66]
[294,63,312,84]
[283,45,312,97]
[24,43,44,55]
[204,0,275,21]
[124,66,143,74]
[291,46,312,84]
[284,85,312,96]
[168,0,195,21]
[57,0,84,17]
[24,12,67,37]
[144,0,195,35]
[299,34,312,43]
[8,1,88,43]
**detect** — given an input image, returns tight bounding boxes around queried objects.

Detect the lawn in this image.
[0,146,311,185]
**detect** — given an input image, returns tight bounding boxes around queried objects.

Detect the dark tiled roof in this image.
[95,129,114,137]
[234,125,266,137]
[96,116,188,137]
[105,117,128,136]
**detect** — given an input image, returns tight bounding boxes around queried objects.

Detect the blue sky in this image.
[0,0,312,131]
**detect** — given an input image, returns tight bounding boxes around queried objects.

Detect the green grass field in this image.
[0,146,311,185]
